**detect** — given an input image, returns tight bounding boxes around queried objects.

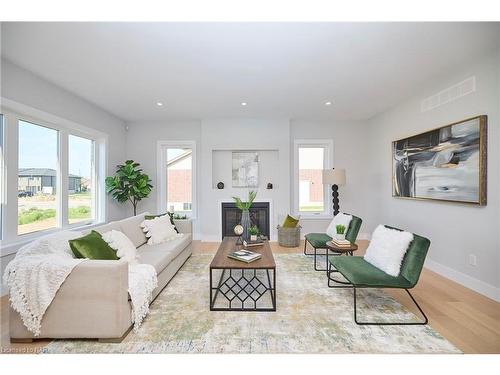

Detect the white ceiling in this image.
[1,22,499,122]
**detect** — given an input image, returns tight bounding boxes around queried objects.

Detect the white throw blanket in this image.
[3,230,158,336]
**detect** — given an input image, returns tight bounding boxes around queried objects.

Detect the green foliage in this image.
[336,224,346,235]
[18,208,56,225]
[18,206,92,225]
[105,160,153,215]
[173,213,187,220]
[248,225,260,236]
[232,190,257,211]
[69,206,92,219]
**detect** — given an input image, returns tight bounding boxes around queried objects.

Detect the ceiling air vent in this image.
[421,76,476,112]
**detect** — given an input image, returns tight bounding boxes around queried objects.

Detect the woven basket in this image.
[277,225,301,247]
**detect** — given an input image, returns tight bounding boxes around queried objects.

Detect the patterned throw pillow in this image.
[141,215,180,245]
[144,212,178,233]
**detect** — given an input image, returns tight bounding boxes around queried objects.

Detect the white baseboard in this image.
[424,258,500,302]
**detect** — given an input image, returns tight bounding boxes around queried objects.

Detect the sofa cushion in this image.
[69,231,119,260]
[117,213,148,248]
[305,233,332,248]
[137,233,192,273]
[92,221,122,236]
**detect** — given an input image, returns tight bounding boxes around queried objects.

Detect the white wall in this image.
[200,119,290,241]
[290,120,374,238]
[366,51,500,300]
[125,118,370,241]
[1,59,128,222]
[1,60,128,294]
[125,120,202,233]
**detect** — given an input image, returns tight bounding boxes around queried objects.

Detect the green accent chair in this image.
[327,225,429,325]
[304,214,363,271]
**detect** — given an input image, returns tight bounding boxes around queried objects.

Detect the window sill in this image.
[1,221,104,257]
[297,214,333,221]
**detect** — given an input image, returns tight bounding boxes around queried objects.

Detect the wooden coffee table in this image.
[209,237,276,311]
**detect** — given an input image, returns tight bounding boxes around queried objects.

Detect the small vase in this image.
[250,234,258,241]
[336,233,346,241]
[240,210,251,241]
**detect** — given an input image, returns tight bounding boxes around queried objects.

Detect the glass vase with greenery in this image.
[232,190,257,240]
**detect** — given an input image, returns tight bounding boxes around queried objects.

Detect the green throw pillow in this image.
[69,230,119,260]
[144,212,179,233]
[282,214,299,228]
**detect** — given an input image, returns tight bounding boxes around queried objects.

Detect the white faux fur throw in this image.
[3,231,85,336]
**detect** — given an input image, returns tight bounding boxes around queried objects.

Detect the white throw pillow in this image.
[140,215,180,245]
[326,213,353,238]
[364,225,414,277]
[102,230,138,265]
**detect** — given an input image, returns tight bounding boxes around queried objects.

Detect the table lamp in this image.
[322,168,346,216]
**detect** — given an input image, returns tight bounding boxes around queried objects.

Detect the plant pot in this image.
[336,233,346,241]
[250,235,258,241]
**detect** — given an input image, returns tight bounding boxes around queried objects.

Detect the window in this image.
[18,120,59,235]
[158,141,196,217]
[166,148,192,213]
[0,114,4,239]
[68,135,95,225]
[294,140,333,217]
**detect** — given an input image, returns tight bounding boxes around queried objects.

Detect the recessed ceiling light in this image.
[156,102,164,107]
[241,102,248,106]
[325,101,332,106]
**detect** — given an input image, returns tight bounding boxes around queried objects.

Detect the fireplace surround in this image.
[221,202,270,240]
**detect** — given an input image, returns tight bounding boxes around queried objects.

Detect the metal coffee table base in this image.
[209,268,276,311]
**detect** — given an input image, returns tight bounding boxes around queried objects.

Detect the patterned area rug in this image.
[43,254,460,353]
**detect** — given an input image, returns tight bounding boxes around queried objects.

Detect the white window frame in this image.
[0,114,5,240]
[0,99,107,246]
[157,140,197,219]
[293,139,334,219]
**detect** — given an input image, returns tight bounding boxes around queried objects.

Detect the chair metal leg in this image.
[303,239,313,255]
[327,260,353,287]
[353,288,428,326]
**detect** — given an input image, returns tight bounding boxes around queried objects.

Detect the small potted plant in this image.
[335,224,346,240]
[248,225,259,241]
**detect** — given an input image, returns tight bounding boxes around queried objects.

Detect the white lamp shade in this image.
[322,168,346,186]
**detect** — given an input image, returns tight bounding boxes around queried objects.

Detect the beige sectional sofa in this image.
[10,213,192,342]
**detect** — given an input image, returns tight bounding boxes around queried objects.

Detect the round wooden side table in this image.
[325,240,358,256]
[326,240,358,286]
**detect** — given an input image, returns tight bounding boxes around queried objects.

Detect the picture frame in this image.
[392,115,487,205]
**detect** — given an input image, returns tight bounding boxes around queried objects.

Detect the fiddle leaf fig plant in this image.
[105,160,153,215]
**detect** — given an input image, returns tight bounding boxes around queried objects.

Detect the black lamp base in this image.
[332,184,340,216]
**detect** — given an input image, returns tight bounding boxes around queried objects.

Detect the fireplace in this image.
[221,202,270,240]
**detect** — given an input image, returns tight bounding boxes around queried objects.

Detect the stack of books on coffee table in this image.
[228,249,262,263]
[331,238,352,248]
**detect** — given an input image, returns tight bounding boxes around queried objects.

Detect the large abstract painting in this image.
[392,116,487,205]
[232,152,259,187]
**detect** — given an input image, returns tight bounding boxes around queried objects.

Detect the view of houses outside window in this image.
[18,120,59,234]
[166,148,192,214]
[68,134,94,224]
[298,147,325,212]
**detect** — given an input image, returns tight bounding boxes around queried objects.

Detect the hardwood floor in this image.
[1,239,499,354]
